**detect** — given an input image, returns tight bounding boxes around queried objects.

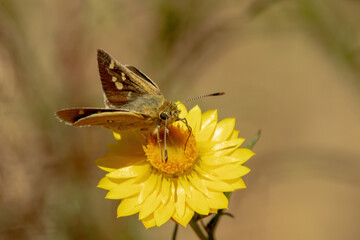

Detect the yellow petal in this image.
[211,118,235,141]
[230,148,255,164]
[178,176,192,199]
[133,165,152,183]
[142,214,156,229]
[206,192,228,209]
[185,187,209,215]
[229,129,239,140]
[106,164,150,179]
[193,165,218,181]
[227,178,247,189]
[139,182,162,220]
[106,179,141,199]
[97,177,118,190]
[160,177,171,204]
[197,122,216,142]
[198,162,218,172]
[176,102,188,119]
[187,105,202,134]
[95,152,145,172]
[202,179,234,192]
[96,166,118,173]
[201,109,218,130]
[175,181,186,218]
[172,205,194,227]
[111,129,145,143]
[187,173,208,196]
[198,138,245,156]
[209,209,218,214]
[212,138,245,155]
[138,173,159,204]
[117,196,141,217]
[211,165,250,180]
[154,197,175,226]
[113,131,121,141]
[195,164,244,190]
[201,155,243,166]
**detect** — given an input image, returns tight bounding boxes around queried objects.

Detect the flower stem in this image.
[189,218,208,240]
[172,223,179,240]
[206,210,222,240]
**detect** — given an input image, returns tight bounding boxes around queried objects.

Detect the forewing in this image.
[56,108,149,131]
[97,49,162,108]
[125,65,159,89]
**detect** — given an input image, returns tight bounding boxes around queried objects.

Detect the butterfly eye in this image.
[160,112,168,120]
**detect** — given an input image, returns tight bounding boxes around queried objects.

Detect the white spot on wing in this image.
[121,73,126,80]
[109,60,115,69]
[112,76,117,82]
[115,81,123,90]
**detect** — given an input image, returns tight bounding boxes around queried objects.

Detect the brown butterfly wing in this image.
[56,108,151,131]
[56,108,115,124]
[97,49,162,108]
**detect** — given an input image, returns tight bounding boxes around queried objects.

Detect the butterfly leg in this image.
[178,118,192,151]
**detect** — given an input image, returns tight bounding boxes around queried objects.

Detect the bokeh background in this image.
[1,0,360,239]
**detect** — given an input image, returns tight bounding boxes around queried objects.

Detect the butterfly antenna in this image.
[185,92,225,102]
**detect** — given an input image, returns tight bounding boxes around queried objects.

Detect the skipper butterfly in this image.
[56,50,183,160]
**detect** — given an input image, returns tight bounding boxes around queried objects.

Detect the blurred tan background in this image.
[1,0,360,239]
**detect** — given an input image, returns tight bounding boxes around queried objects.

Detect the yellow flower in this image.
[96,103,255,228]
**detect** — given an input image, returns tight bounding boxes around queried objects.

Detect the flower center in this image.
[144,124,197,175]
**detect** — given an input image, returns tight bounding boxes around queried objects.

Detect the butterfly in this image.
[56,49,184,160]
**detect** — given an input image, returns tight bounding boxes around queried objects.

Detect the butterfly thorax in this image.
[118,95,179,125]
[119,95,165,116]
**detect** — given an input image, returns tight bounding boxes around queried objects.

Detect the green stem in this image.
[206,210,223,240]
[172,223,179,240]
[189,218,208,240]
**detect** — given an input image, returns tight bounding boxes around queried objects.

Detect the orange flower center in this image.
[144,124,197,175]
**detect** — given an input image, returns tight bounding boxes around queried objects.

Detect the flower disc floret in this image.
[144,125,197,175]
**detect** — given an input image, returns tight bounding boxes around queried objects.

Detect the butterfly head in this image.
[159,102,180,123]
